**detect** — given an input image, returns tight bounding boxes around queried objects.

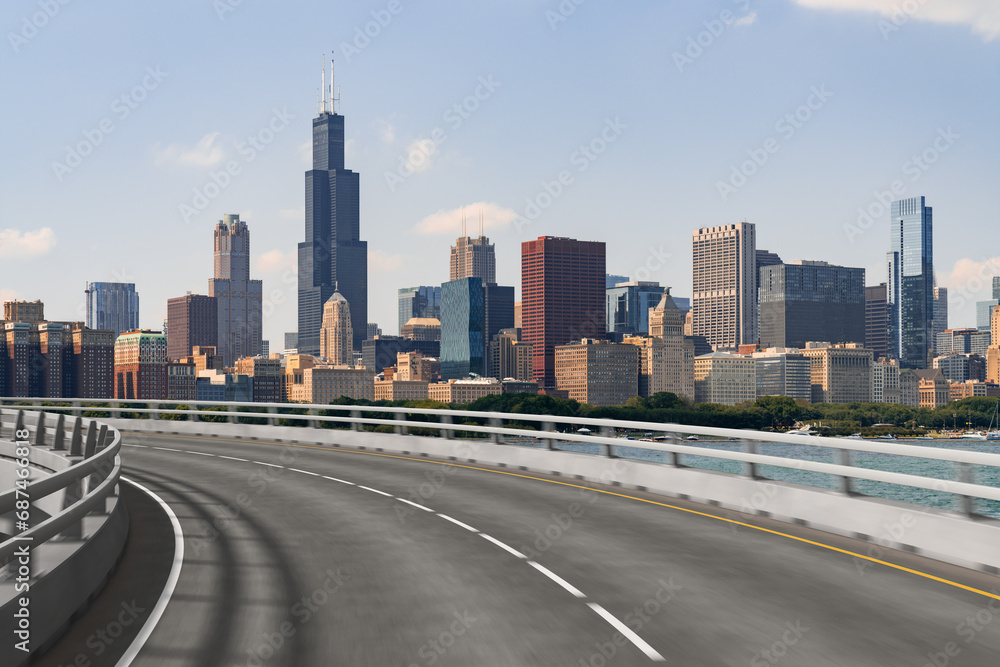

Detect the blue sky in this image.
[1,0,998,346]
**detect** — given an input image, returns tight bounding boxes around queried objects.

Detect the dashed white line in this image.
[437,513,478,533]
[217,455,248,462]
[187,451,214,457]
[253,461,283,468]
[289,468,320,476]
[587,603,666,661]
[153,447,182,452]
[480,533,526,558]
[359,485,393,497]
[123,444,146,448]
[528,561,586,599]
[397,498,433,512]
[322,475,355,485]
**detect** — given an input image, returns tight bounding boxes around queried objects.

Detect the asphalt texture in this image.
[36,431,1000,666]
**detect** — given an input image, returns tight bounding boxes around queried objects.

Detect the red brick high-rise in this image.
[114,330,167,400]
[521,237,606,388]
[166,294,218,361]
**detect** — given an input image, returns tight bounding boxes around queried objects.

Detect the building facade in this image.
[752,349,811,402]
[319,290,353,365]
[554,339,639,407]
[488,329,533,382]
[693,352,756,406]
[759,261,866,349]
[933,353,986,383]
[234,356,282,403]
[429,377,503,403]
[440,277,485,379]
[401,317,441,341]
[374,379,429,401]
[209,214,263,366]
[86,283,139,338]
[799,343,873,404]
[886,196,934,368]
[936,328,991,357]
[450,233,496,284]
[521,237,606,388]
[647,292,692,400]
[871,358,901,404]
[3,300,44,323]
[166,293,217,361]
[298,80,368,354]
[114,330,167,400]
[166,362,197,401]
[397,286,441,335]
[692,223,756,350]
[865,283,889,361]
[607,281,667,337]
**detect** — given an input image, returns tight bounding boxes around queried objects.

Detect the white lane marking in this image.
[117,478,185,667]
[397,498,432,512]
[437,513,478,533]
[123,444,146,448]
[322,475,355,485]
[153,447,182,452]
[528,561,586,599]
[288,468,320,476]
[187,451,214,457]
[587,602,666,661]
[480,533,526,559]
[217,455,248,462]
[358,485,393,497]
[253,461,283,468]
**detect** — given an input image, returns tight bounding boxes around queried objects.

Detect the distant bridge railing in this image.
[3,397,999,517]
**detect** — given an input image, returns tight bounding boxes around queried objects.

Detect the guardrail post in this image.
[34,411,46,447]
[665,434,682,467]
[440,414,454,439]
[395,411,407,435]
[837,449,852,495]
[72,399,82,418]
[190,405,200,422]
[743,440,757,479]
[490,417,502,444]
[53,413,66,451]
[543,422,555,450]
[957,462,975,517]
[84,421,98,458]
[599,426,615,457]
[59,479,85,539]
[14,409,25,439]
[111,401,120,419]
[351,410,361,431]
[268,405,277,426]
[307,408,317,428]
[96,425,109,452]
[70,418,84,456]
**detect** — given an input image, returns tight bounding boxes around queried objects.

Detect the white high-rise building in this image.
[692,223,757,350]
[319,290,353,365]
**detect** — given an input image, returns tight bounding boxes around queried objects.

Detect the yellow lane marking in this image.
[125,431,1000,602]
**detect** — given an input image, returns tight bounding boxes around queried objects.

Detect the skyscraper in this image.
[994,276,1000,301]
[865,283,889,361]
[398,286,441,333]
[758,261,866,349]
[521,236,606,388]
[886,196,933,368]
[440,277,485,379]
[209,214,263,366]
[450,222,496,283]
[165,293,217,361]
[298,60,367,354]
[483,283,515,346]
[86,283,139,338]
[319,290,353,365]
[932,286,949,345]
[606,281,666,337]
[692,223,757,350]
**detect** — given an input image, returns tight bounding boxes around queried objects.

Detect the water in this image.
[503,436,1000,518]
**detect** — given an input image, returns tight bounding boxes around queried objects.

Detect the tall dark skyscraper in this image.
[298,60,367,355]
[886,196,933,369]
[209,214,262,366]
[865,283,888,361]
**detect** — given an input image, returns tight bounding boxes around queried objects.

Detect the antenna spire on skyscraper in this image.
[320,53,326,114]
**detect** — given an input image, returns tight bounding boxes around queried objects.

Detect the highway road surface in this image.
[37,431,1000,666]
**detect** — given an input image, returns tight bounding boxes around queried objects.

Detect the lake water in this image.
[504,436,1000,519]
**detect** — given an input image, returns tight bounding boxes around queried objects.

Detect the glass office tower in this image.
[606,281,667,337]
[398,286,441,334]
[85,282,139,338]
[886,196,934,369]
[440,277,485,379]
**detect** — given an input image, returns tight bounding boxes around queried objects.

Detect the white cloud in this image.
[792,0,1000,40]
[154,132,225,167]
[256,249,297,274]
[378,120,396,145]
[734,11,758,26]
[369,249,403,272]
[415,201,518,235]
[943,256,1000,294]
[402,138,437,174]
[0,227,56,258]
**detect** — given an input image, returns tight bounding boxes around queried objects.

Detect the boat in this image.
[875,434,897,440]
[960,431,987,441]
[685,435,699,441]
[787,426,816,436]
[987,401,1000,441]
[846,433,863,440]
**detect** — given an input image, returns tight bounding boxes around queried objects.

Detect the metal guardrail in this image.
[0,408,122,564]
[3,397,1000,516]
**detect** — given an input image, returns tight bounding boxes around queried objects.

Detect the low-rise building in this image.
[871,358,901,404]
[235,355,282,403]
[428,377,502,403]
[914,368,950,408]
[401,317,442,342]
[396,351,439,383]
[287,365,376,404]
[501,379,539,394]
[799,343,872,404]
[166,362,196,401]
[899,369,920,407]
[196,369,253,402]
[555,339,639,406]
[933,353,986,383]
[949,380,1000,401]
[693,352,756,406]
[752,348,811,402]
[374,379,429,401]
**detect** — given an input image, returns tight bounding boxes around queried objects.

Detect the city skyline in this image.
[1,2,998,349]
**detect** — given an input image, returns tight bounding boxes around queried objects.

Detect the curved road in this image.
[39,431,1000,666]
